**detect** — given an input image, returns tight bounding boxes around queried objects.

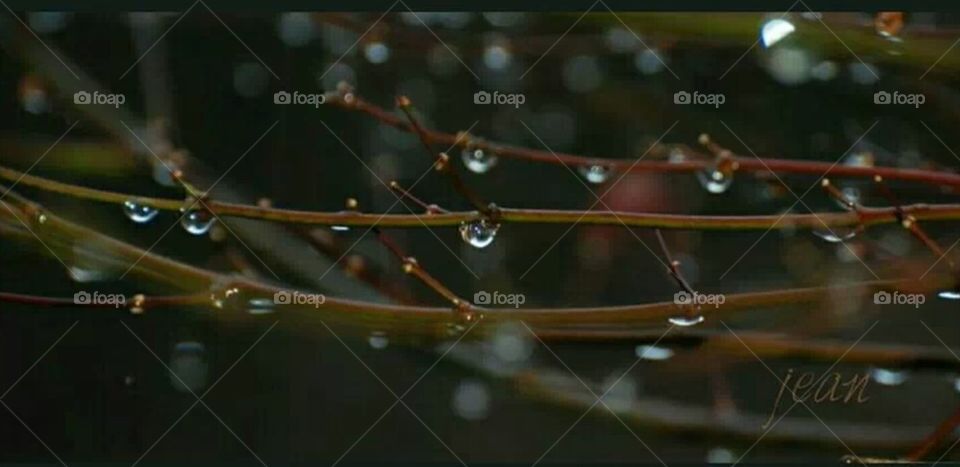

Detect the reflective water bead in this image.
[461,147,498,174]
[696,167,733,194]
[459,219,499,249]
[938,290,960,300]
[578,164,611,184]
[451,379,491,421]
[123,200,159,224]
[368,331,389,350]
[870,367,908,386]
[363,41,390,64]
[635,344,674,361]
[812,229,858,243]
[760,18,796,48]
[668,314,705,327]
[180,209,215,235]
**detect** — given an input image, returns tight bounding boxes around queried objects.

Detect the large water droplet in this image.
[697,167,733,194]
[760,18,796,48]
[363,41,390,64]
[938,290,960,300]
[123,200,159,224]
[668,314,705,327]
[635,344,674,361]
[461,148,498,174]
[812,229,858,243]
[169,341,208,393]
[451,379,491,421]
[459,220,499,249]
[870,367,908,386]
[180,208,215,235]
[578,164,611,184]
[368,331,389,350]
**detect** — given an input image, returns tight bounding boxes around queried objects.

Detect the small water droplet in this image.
[368,331,389,350]
[123,200,159,224]
[870,367,908,386]
[845,151,875,168]
[760,18,796,48]
[246,298,276,315]
[170,341,208,393]
[461,147,498,174]
[330,225,350,232]
[668,314,705,327]
[36,212,48,224]
[812,229,858,243]
[363,41,390,64]
[635,344,674,361]
[129,294,145,315]
[491,323,533,363]
[180,208,215,235]
[939,290,960,300]
[696,167,733,194]
[459,219,499,249]
[707,447,736,463]
[831,187,861,211]
[578,164,611,184]
[451,379,491,421]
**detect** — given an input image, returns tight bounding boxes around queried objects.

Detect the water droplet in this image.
[668,314,705,327]
[330,225,350,232]
[634,49,666,75]
[461,147,498,174]
[483,43,512,70]
[459,220,499,249]
[363,41,390,64]
[491,323,533,363]
[832,187,861,211]
[578,164,611,184]
[368,331,389,350]
[451,379,490,420]
[939,290,960,300]
[180,208,215,235]
[707,447,736,463]
[600,372,638,410]
[635,344,674,361]
[845,151,875,168]
[812,229,858,243]
[247,298,276,315]
[170,341,208,393]
[870,367,908,386]
[760,18,796,48]
[697,167,733,194]
[123,200,159,224]
[36,212,48,224]
[277,12,315,47]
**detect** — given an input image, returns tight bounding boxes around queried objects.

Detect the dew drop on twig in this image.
[937,290,960,301]
[451,379,491,421]
[123,200,159,224]
[578,164,611,184]
[180,208,215,236]
[870,367,908,386]
[760,18,796,48]
[635,344,674,361]
[246,298,276,315]
[696,166,733,194]
[459,220,499,249]
[668,314,705,327]
[461,147,498,174]
[812,229,859,243]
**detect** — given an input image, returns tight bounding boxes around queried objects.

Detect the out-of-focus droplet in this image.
[845,151,875,168]
[170,341,208,393]
[318,63,356,90]
[605,27,636,53]
[875,12,904,39]
[363,41,390,64]
[635,344,674,361]
[459,220,499,249]
[578,165,611,184]
[765,46,812,85]
[849,62,880,85]
[668,314,705,327]
[870,367,908,386]
[123,200,159,224]
[180,208,215,236]
[634,49,666,75]
[707,447,736,463]
[811,61,838,81]
[697,166,734,194]
[451,379,490,421]
[277,12,315,47]
[760,18,796,48]
[491,323,533,364]
[368,331,389,350]
[247,298,276,315]
[483,42,512,70]
[461,147,498,174]
[233,62,269,98]
[18,75,49,115]
[812,229,858,243]
[27,12,70,34]
[938,290,960,300]
[562,55,602,93]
